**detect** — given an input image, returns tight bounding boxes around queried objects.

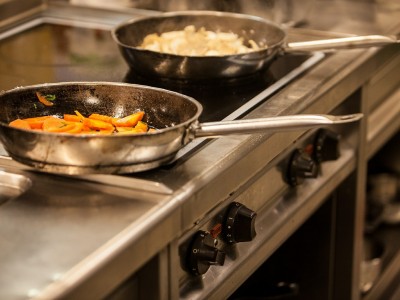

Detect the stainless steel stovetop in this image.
[3,2,382,299]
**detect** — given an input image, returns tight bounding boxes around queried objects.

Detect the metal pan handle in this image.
[284,35,398,53]
[192,113,363,138]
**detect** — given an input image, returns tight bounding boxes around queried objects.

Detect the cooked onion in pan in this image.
[139,25,261,56]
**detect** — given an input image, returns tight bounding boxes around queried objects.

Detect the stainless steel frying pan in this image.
[0,82,362,174]
[111,11,398,80]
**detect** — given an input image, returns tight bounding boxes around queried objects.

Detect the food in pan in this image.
[36,92,55,106]
[9,110,156,135]
[139,25,260,56]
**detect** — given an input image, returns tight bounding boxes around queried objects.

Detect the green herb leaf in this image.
[44,94,56,101]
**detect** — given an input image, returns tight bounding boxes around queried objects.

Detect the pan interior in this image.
[0,83,201,130]
[114,13,286,52]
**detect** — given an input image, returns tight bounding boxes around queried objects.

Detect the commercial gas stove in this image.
[0,2,373,300]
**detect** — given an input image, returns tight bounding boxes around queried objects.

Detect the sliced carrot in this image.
[9,111,152,135]
[131,128,146,133]
[115,127,134,132]
[64,122,84,134]
[9,119,31,130]
[64,114,81,122]
[81,125,94,132]
[83,118,114,131]
[74,110,86,121]
[134,121,148,132]
[36,92,54,106]
[112,111,144,127]
[98,129,114,135]
[88,113,117,124]
[42,117,75,132]
[116,131,135,135]
[24,116,52,129]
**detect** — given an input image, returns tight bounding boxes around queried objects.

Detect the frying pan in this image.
[0,82,362,175]
[111,11,398,80]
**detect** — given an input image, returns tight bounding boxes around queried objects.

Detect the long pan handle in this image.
[193,113,363,138]
[284,35,398,53]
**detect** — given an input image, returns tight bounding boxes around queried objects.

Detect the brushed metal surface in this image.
[0,1,399,299]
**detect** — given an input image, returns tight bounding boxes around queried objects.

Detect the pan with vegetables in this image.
[112,10,398,80]
[0,82,362,174]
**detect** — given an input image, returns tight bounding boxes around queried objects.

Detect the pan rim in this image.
[0,81,203,138]
[111,10,286,59]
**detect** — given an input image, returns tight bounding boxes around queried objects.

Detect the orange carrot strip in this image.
[83,118,115,131]
[64,122,84,134]
[36,92,54,106]
[9,119,31,130]
[112,111,144,127]
[42,117,75,132]
[23,116,52,129]
[115,127,133,132]
[64,114,81,122]
[81,125,93,132]
[88,113,117,124]
[134,121,148,132]
[74,110,86,121]
[98,129,114,135]
[9,111,152,135]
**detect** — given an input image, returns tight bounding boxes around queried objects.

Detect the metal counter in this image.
[0,1,399,299]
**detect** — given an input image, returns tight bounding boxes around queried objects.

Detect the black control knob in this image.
[313,129,340,163]
[187,231,225,276]
[286,149,318,186]
[224,202,257,244]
